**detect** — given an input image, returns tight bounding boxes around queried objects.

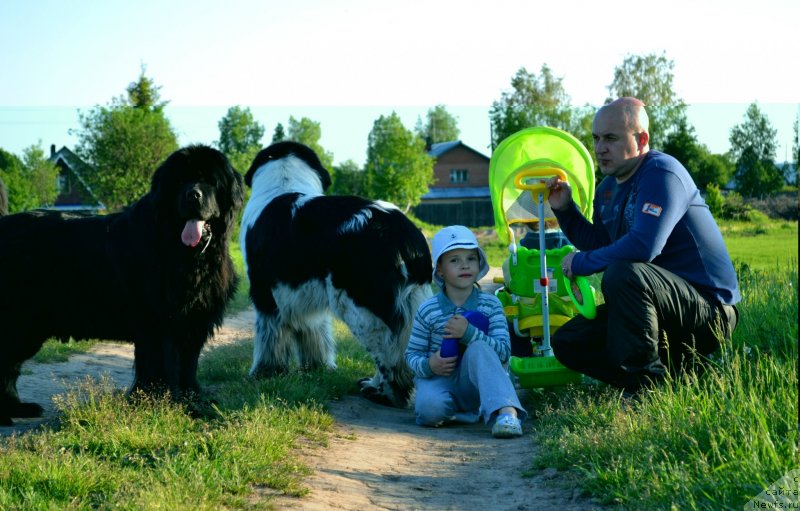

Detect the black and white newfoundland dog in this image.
[240,141,432,407]
[0,145,244,425]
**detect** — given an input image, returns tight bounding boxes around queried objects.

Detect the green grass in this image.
[719,220,798,271]
[5,220,797,509]
[1,322,371,510]
[527,257,798,509]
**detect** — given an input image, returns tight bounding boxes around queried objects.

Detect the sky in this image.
[1,0,798,165]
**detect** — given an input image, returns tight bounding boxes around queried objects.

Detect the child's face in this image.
[436,248,480,290]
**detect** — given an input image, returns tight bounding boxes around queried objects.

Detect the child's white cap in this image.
[431,225,489,286]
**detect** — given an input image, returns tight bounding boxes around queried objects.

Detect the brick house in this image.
[413,141,493,227]
[48,145,105,212]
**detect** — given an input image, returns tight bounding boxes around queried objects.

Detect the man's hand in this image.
[546,176,572,212]
[561,251,575,279]
[429,350,457,376]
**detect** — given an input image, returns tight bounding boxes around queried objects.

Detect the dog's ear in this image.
[230,169,245,212]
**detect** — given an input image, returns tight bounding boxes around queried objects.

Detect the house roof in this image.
[421,186,490,200]
[428,141,490,161]
[49,146,105,210]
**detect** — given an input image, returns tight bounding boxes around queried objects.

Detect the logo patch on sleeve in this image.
[641,203,663,217]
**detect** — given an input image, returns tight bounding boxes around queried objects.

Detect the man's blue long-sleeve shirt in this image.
[554,151,740,306]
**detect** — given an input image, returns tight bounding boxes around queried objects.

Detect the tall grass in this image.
[530,260,798,509]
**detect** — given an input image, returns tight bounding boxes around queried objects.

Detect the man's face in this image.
[592,109,645,181]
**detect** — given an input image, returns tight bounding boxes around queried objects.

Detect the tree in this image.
[705,183,724,217]
[216,106,265,175]
[73,70,178,210]
[0,145,59,212]
[729,103,782,197]
[272,122,286,143]
[661,118,731,189]
[0,148,28,212]
[607,52,687,150]
[489,65,574,149]
[286,116,334,171]
[365,112,434,211]
[330,159,368,196]
[696,152,734,191]
[415,105,460,145]
[21,144,59,207]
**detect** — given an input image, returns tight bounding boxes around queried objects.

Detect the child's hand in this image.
[443,314,468,339]
[429,350,458,376]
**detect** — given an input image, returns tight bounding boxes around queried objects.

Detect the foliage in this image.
[0,144,59,212]
[414,104,460,145]
[729,103,782,197]
[272,122,286,143]
[662,119,733,190]
[719,191,752,220]
[21,143,60,207]
[747,192,799,220]
[330,159,368,197]
[365,112,434,210]
[286,116,334,173]
[606,52,687,150]
[216,106,265,175]
[704,183,724,217]
[489,65,575,149]
[0,148,26,212]
[73,70,178,211]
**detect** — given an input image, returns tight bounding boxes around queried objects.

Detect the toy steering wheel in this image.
[562,274,596,319]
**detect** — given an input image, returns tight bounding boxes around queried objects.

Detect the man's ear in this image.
[637,131,650,151]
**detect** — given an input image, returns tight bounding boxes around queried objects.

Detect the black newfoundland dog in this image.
[0,145,244,425]
[240,141,432,408]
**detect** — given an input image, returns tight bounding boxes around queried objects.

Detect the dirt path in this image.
[1,272,604,510]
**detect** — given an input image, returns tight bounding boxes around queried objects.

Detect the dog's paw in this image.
[8,402,45,418]
[359,386,395,407]
[249,365,288,379]
[357,377,374,388]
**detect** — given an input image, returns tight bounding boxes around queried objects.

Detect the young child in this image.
[405,225,526,438]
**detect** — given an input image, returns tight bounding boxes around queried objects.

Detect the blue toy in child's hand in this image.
[440,338,460,358]
[462,310,490,334]
[440,311,491,361]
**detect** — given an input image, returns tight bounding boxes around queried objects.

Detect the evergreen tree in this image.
[729,103,782,197]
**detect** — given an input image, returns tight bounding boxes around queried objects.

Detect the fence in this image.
[413,199,494,227]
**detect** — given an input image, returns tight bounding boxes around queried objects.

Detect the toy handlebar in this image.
[513,167,568,199]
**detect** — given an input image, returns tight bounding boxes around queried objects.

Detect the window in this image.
[57,173,67,192]
[450,168,468,184]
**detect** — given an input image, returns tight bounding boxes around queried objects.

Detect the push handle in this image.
[513,167,569,199]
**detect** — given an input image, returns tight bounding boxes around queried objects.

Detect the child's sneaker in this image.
[492,413,523,438]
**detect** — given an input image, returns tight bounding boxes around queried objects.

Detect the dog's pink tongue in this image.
[181,220,205,247]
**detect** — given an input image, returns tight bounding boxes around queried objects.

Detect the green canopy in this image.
[489,127,595,245]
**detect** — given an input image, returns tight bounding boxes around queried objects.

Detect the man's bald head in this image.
[598,97,650,135]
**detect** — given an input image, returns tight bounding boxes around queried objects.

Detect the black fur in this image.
[0,145,244,425]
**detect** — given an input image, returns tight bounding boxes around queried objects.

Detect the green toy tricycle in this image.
[489,127,599,388]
